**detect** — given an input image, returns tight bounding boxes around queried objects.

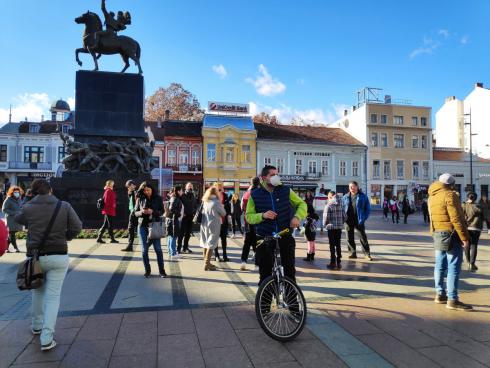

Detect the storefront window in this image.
[370,184,381,206]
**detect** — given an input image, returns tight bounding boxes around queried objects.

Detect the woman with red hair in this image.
[2,185,24,252]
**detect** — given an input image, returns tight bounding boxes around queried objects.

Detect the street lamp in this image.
[463,109,478,192]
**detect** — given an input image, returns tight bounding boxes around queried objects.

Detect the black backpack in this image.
[96,196,105,211]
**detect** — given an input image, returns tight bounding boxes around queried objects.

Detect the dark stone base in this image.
[51,173,157,229]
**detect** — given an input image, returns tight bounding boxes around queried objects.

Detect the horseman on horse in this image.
[93,0,131,49]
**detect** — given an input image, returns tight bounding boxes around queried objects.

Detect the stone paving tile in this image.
[60,339,115,368]
[325,310,383,336]
[285,339,348,368]
[253,362,302,368]
[157,333,204,368]
[223,305,260,330]
[75,314,122,341]
[11,363,60,368]
[201,345,253,368]
[122,311,157,324]
[418,345,488,368]
[55,316,87,330]
[0,320,11,332]
[0,320,34,346]
[109,354,157,368]
[0,344,26,368]
[235,328,295,365]
[193,308,240,349]
[117,320,157,340]
[158,309,195,335]
[358,333,440,368]
[341,352,395,368]
[14,343,69,365]
[112,335,157,356]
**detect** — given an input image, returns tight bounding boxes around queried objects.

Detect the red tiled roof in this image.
[433,149,490,163]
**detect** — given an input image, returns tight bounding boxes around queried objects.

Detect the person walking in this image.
[134,182,166,278]
[96,180,119,244]
[342,181,372,260]
[2,185,24,253]
[401,194,410,224]
[200,186,226,271]
[166,186,183,260]
[15,179,82,351]
[462,192,484,272]
[231,193,243,238]
[304,191,314,207]
[178,182,197,254]
[240,177,260,271]
[421,198,429,224]
[479,196,490,234]
[324,191,346,270]
[121,180,137,252]
[429,173,472,310]
[303,204,319,262]
[245,165,307,285]
[390,196,400,224]
[213,182,230,262]
[382,198,389,221]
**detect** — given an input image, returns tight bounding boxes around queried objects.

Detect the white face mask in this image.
[13,192,20,198]
[269,175,282,187]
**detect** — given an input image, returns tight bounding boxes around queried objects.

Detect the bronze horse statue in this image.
[75,11,142,74]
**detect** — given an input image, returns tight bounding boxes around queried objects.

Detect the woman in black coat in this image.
[166,186,183,260]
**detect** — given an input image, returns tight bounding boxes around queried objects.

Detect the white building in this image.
[435,83,490,159]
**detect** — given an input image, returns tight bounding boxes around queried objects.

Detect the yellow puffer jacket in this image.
[428,181,469,242]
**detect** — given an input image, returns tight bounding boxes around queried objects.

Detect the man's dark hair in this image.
[261,165,277,177]
[31,179,51,195]
[468,192,478,202]
[349,181,359,187]
[251,176,260,189]
[328,190,336,196]
[125,180,135,188]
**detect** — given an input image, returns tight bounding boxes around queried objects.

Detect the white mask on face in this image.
[269,175,282,187]
[13,192,20,198]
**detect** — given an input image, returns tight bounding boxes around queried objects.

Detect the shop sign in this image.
[208,101,249,114]
[31,172,54,178]
[281,175,306,182]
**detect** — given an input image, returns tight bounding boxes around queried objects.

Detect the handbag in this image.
[148,217,166,240]
[16,201,62,291]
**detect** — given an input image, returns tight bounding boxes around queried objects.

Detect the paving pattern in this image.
[0,215,489,367]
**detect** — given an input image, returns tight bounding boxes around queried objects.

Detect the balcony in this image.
[306,172,322,180]
[8,162,52,170]
[165,164,202,173]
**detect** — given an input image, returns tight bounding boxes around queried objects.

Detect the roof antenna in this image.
[9,104,12,123]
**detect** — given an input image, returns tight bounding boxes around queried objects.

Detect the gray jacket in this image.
[462,201,484,231]
[199,197,226,250]
[2,196,23,232]
[15,194,82,256]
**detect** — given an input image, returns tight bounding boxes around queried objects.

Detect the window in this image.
[421,117,427,127]
[412,161,419,179]
[58,146,66,163]
[295,159,302,175]
[381,114,387,124]
[383,161,391,179]
[412,135,419,148]
[321,160,329,176]
[29,124,40,133]
[381,133,388,147]
[62,125,69,134]
[397,160,404,179]
[276,158,284,173]
[423,161,429,179]
[179,151,189,165]
[206,144,216,162]
[191,150,199,165]
[224,148,233,162]
[242,145,251,163]
[372,160,380,179]
[394,116,404,125]
[23,146,44,163]
[370,114,377,124]
[394,134,404,148]
[421,135,427,149]
[352,161,359,176]
[339,161,346,176]
[0,145,7,162]
[264,157,272,165]
[371,132,378,147]
[412,116,418,126]
[308,161,317,174]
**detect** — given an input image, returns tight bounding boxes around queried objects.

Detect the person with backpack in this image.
[121,180,137,252]
[96,180,118,244]
[303,204,319,262]
[166,186,183,260]
[462,192,484,272]
[324,191,346,270]
[15,179,82,351]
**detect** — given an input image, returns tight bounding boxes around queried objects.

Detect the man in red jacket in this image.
[96,180,119,243]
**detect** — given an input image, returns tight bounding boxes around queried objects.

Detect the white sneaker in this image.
[240,262,247,271]
[254,265,259,272]
[41,340,57,351]
[231,234,236,239]
[173,254,180,260]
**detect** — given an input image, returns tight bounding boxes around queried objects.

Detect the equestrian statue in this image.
[75,0,142,74]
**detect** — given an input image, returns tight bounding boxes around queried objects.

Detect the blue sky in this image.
[1,0,489,125]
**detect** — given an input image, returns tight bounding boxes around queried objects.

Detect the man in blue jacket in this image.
[342,181,372,260]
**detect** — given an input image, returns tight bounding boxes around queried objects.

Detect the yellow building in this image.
[202,114,257,194]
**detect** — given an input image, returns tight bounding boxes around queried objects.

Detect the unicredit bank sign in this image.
[208,101,249,114]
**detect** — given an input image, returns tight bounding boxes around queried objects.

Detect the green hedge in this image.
[15,229,130,240]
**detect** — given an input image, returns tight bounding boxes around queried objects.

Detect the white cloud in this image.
[212,64,228,79]
[410,36,441,59]
[438,29,450,39]
[0,93,51,123]
[67,97,76,110]
[460,35,469,45]
[246,64,286,97]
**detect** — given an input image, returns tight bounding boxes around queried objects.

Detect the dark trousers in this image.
[214,222,228,259]
[383,208,389,219]
[403,213,409,224]
[8,231,18,250]
[177,215,193,252]
[328,229,342,264]
[127,213,137,247]
[98,214,115,240]
[241,224,257,262]
[345,223,370,255]
[232,215,243,235]
[423,212,429,223]
[391,210,399,223]
[465,230,481,265]
[256,234,296,285]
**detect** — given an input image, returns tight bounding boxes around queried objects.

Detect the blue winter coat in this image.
[342,191,371,225]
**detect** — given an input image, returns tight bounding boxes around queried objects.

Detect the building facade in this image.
[255,123,367,196]
[202,114,256,194]
[146,120,203,197]
[335,91,432,207]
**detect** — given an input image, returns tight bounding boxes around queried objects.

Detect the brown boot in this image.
[203,248,207,260]
[204,248,217,271]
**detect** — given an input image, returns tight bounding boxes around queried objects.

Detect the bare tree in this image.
[252,112,280,125]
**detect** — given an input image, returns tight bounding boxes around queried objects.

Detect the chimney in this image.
[352,105,356,111]
[343,109,348,116]
[445,96,456,103]
[164,109,170,121]
[41,115,44,122]
[476,82,484,88]
[384,95,392,104]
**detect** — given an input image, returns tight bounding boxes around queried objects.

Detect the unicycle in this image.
[255,228,307,341]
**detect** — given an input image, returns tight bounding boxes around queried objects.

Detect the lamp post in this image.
[463,109,477,193]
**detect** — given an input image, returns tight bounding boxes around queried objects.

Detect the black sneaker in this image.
[144,272,151,278]
[348,254,357,259]
[41,340,57,351]
[159,271,167,278]
[326,263,337,270]
[434,294,448,304]
[186,249,193,254]
[470,264,478,272]
[96,238,106,244]
[446,300,473,311]
[110,239,120,244]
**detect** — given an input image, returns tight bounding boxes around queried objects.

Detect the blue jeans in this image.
[31,254,69,346]
[167,235,177,256]
[434,242,463,301]
[138,225,164,274]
